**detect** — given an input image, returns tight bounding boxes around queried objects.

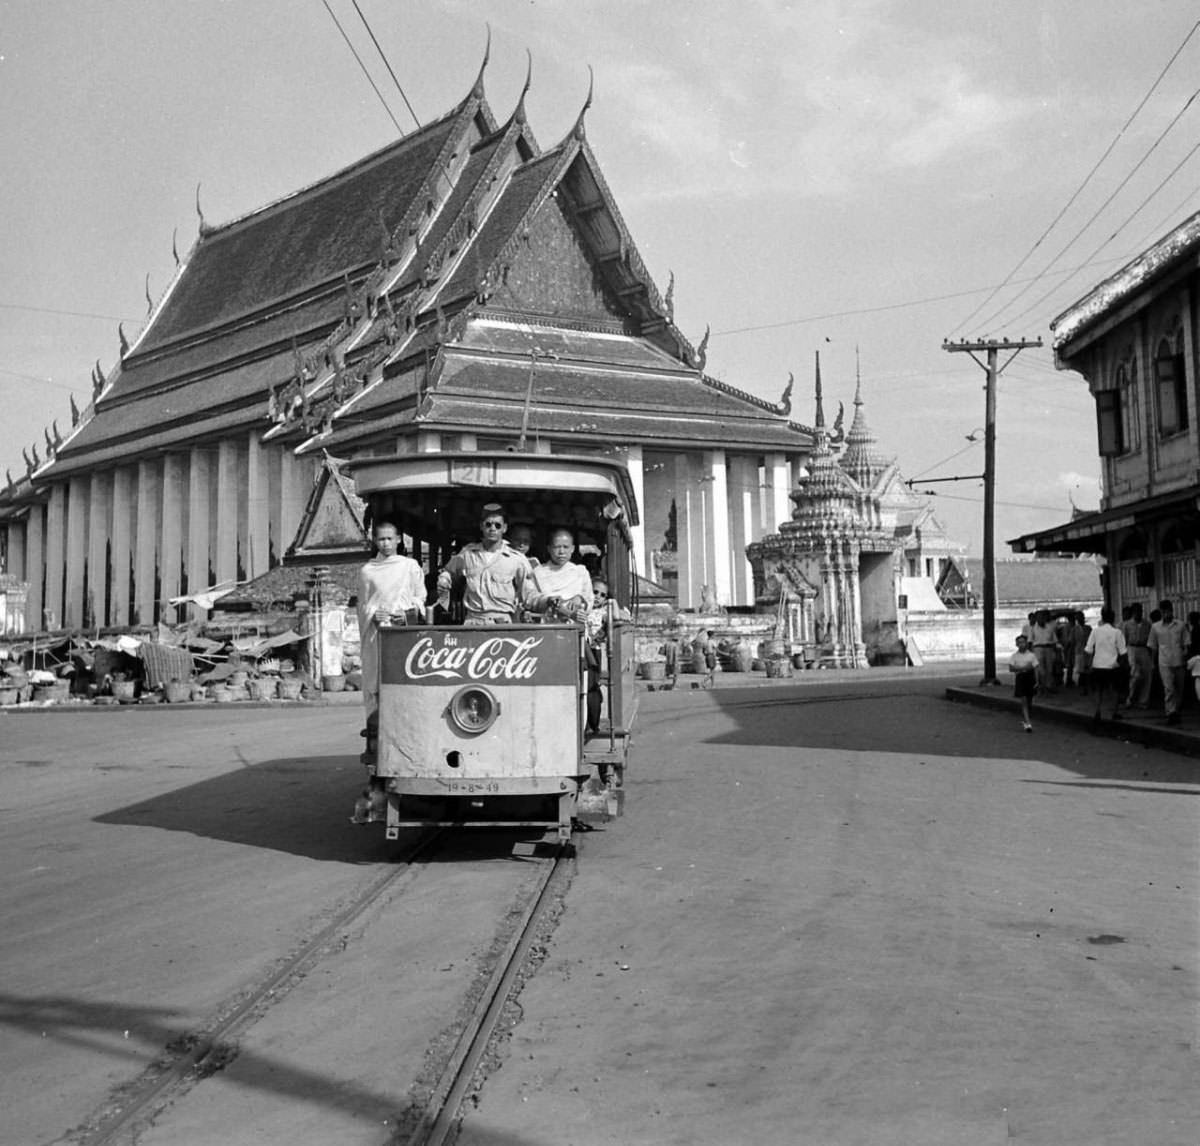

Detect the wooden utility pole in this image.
[942,336,1043,686]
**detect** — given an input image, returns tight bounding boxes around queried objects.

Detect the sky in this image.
[2,0,1199,554]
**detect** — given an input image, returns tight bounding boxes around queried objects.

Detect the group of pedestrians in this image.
[1008,598,1200,732]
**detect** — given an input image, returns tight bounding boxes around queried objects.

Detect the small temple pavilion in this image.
[0,58,813,633]
[748,356,965,666]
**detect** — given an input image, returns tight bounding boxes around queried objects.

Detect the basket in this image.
[640,661,667,681]
[278,678,304,701]
[164,681,192,704]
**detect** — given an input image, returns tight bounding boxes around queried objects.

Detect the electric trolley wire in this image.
[320,0,405,135]
[975,78,1200,335]
[350,0,421,129]
[909,439,980,482]
[1000,132,1200,334]
[952,18,1200,338]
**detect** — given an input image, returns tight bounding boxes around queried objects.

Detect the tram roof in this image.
[344,451,640,526]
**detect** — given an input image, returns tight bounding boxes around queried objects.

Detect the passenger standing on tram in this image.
[435,504,548,624]
[531,528,593,621]
[357,521,426,722]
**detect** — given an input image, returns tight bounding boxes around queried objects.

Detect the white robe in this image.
[358,555,425,717]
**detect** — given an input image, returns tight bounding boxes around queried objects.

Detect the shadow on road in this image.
[652,683,1200,789]
[94,755,566,863]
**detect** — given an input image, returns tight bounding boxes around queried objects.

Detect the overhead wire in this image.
[999,131,1200,334]
[974,76,1200,335]
[350,0,421,129]
[951,18,1200,338]
[319,0,405,135]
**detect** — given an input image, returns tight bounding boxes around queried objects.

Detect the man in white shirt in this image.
[1085,605,1127,723]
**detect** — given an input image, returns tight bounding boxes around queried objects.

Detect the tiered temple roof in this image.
[20,61,809,492]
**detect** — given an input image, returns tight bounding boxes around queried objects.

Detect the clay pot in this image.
[765,657,792,679]
[228,670,249,688]
[730,643,755,673]
[210,685,233,703]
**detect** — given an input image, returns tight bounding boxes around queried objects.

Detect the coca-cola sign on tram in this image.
[380,626,580,687]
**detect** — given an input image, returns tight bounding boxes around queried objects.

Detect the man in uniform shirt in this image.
[436,504,550,624]
[1149,598,1188,725]
[1122,601,1153,709]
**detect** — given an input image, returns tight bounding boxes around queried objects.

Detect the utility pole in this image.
[942,336,1043,686]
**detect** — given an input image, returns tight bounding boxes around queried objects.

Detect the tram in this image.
[347,451,639,841]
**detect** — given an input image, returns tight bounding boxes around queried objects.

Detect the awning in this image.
[1008,487,1200,554]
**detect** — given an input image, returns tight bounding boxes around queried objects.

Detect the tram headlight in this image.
[447,686,500,734]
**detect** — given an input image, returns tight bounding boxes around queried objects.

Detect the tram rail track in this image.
[73,828,449,1146]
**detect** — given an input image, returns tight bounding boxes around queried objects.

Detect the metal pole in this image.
[982,347,998,686]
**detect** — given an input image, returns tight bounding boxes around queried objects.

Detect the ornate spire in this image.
[814,350,825,431]
[571,66,594,141]
[839,348,891,486]
[469,24,491,100]
[514,50,532,124]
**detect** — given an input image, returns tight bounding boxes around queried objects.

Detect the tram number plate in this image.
[442,780,501,794]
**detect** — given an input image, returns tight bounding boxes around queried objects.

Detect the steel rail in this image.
[76,829,447,1146]
[402,844,570,1146]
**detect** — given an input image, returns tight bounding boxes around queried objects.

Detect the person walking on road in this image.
[1085,606,1127,723]
[1123,602,1153,709]
[1008,634,1039,732]
[1029,610,1059,693]
[1149,598,1188,725]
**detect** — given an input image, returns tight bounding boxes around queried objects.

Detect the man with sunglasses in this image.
[436,503,550,624]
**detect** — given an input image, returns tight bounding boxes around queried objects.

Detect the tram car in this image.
[348,452,639,841]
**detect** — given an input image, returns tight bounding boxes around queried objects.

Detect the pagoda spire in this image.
[839,347,892,486]
[814,350,826,432]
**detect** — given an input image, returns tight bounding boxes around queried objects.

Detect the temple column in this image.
[63,476,88,629]
[215,439,239,585]
[7,518,26,582]
[187,448,211,618]
[24,503,45,632]
[135,459,161,624]
[674,453,699,610]
[275,448,309,563]
[44,484,67,629]
[704,449,731,607]
[110,466,134,626]
[243,432,271,579]
[728,454,757,606]
[159,454,185,621]
[87,471,111,628]
[765,452,791,533]
[624,444,646,581]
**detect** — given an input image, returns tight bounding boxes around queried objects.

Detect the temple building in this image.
[748,356,965,666]
[0,60,812,634]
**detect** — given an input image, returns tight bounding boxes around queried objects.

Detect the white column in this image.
[44,484,67,630]
[187,447,211,619]
[244,431,271,579]
[159,454,186,619]
[24,503,45,632]
[215,439,239,585]
[767,452,791,533]
[135,459,160,624]
[705,449,731,607]
[110,466,134,626]
[728,454,757,606]
[64,476,88,628]
[276,449,309,562]
[674,453,698,610]
[87,471,111,628]
[624,444,646,581]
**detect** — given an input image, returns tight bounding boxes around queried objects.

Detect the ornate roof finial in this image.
[514,49,533,124]
[695,324,710,372]
[144,273,153,316]
[774,372,794,417]
[51,419,62,447]
[69,393,80,426]
[470,24,491,99]
[664,270,675,322]
[814,350,825,430]
[118,323,129,357]
[196,182,211,236]
[44,426,54,455]
[572,66,594,141]
[5,468,12,491]
[23,447,33,474]
[172,226,180,266]
[93,360,105,399]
